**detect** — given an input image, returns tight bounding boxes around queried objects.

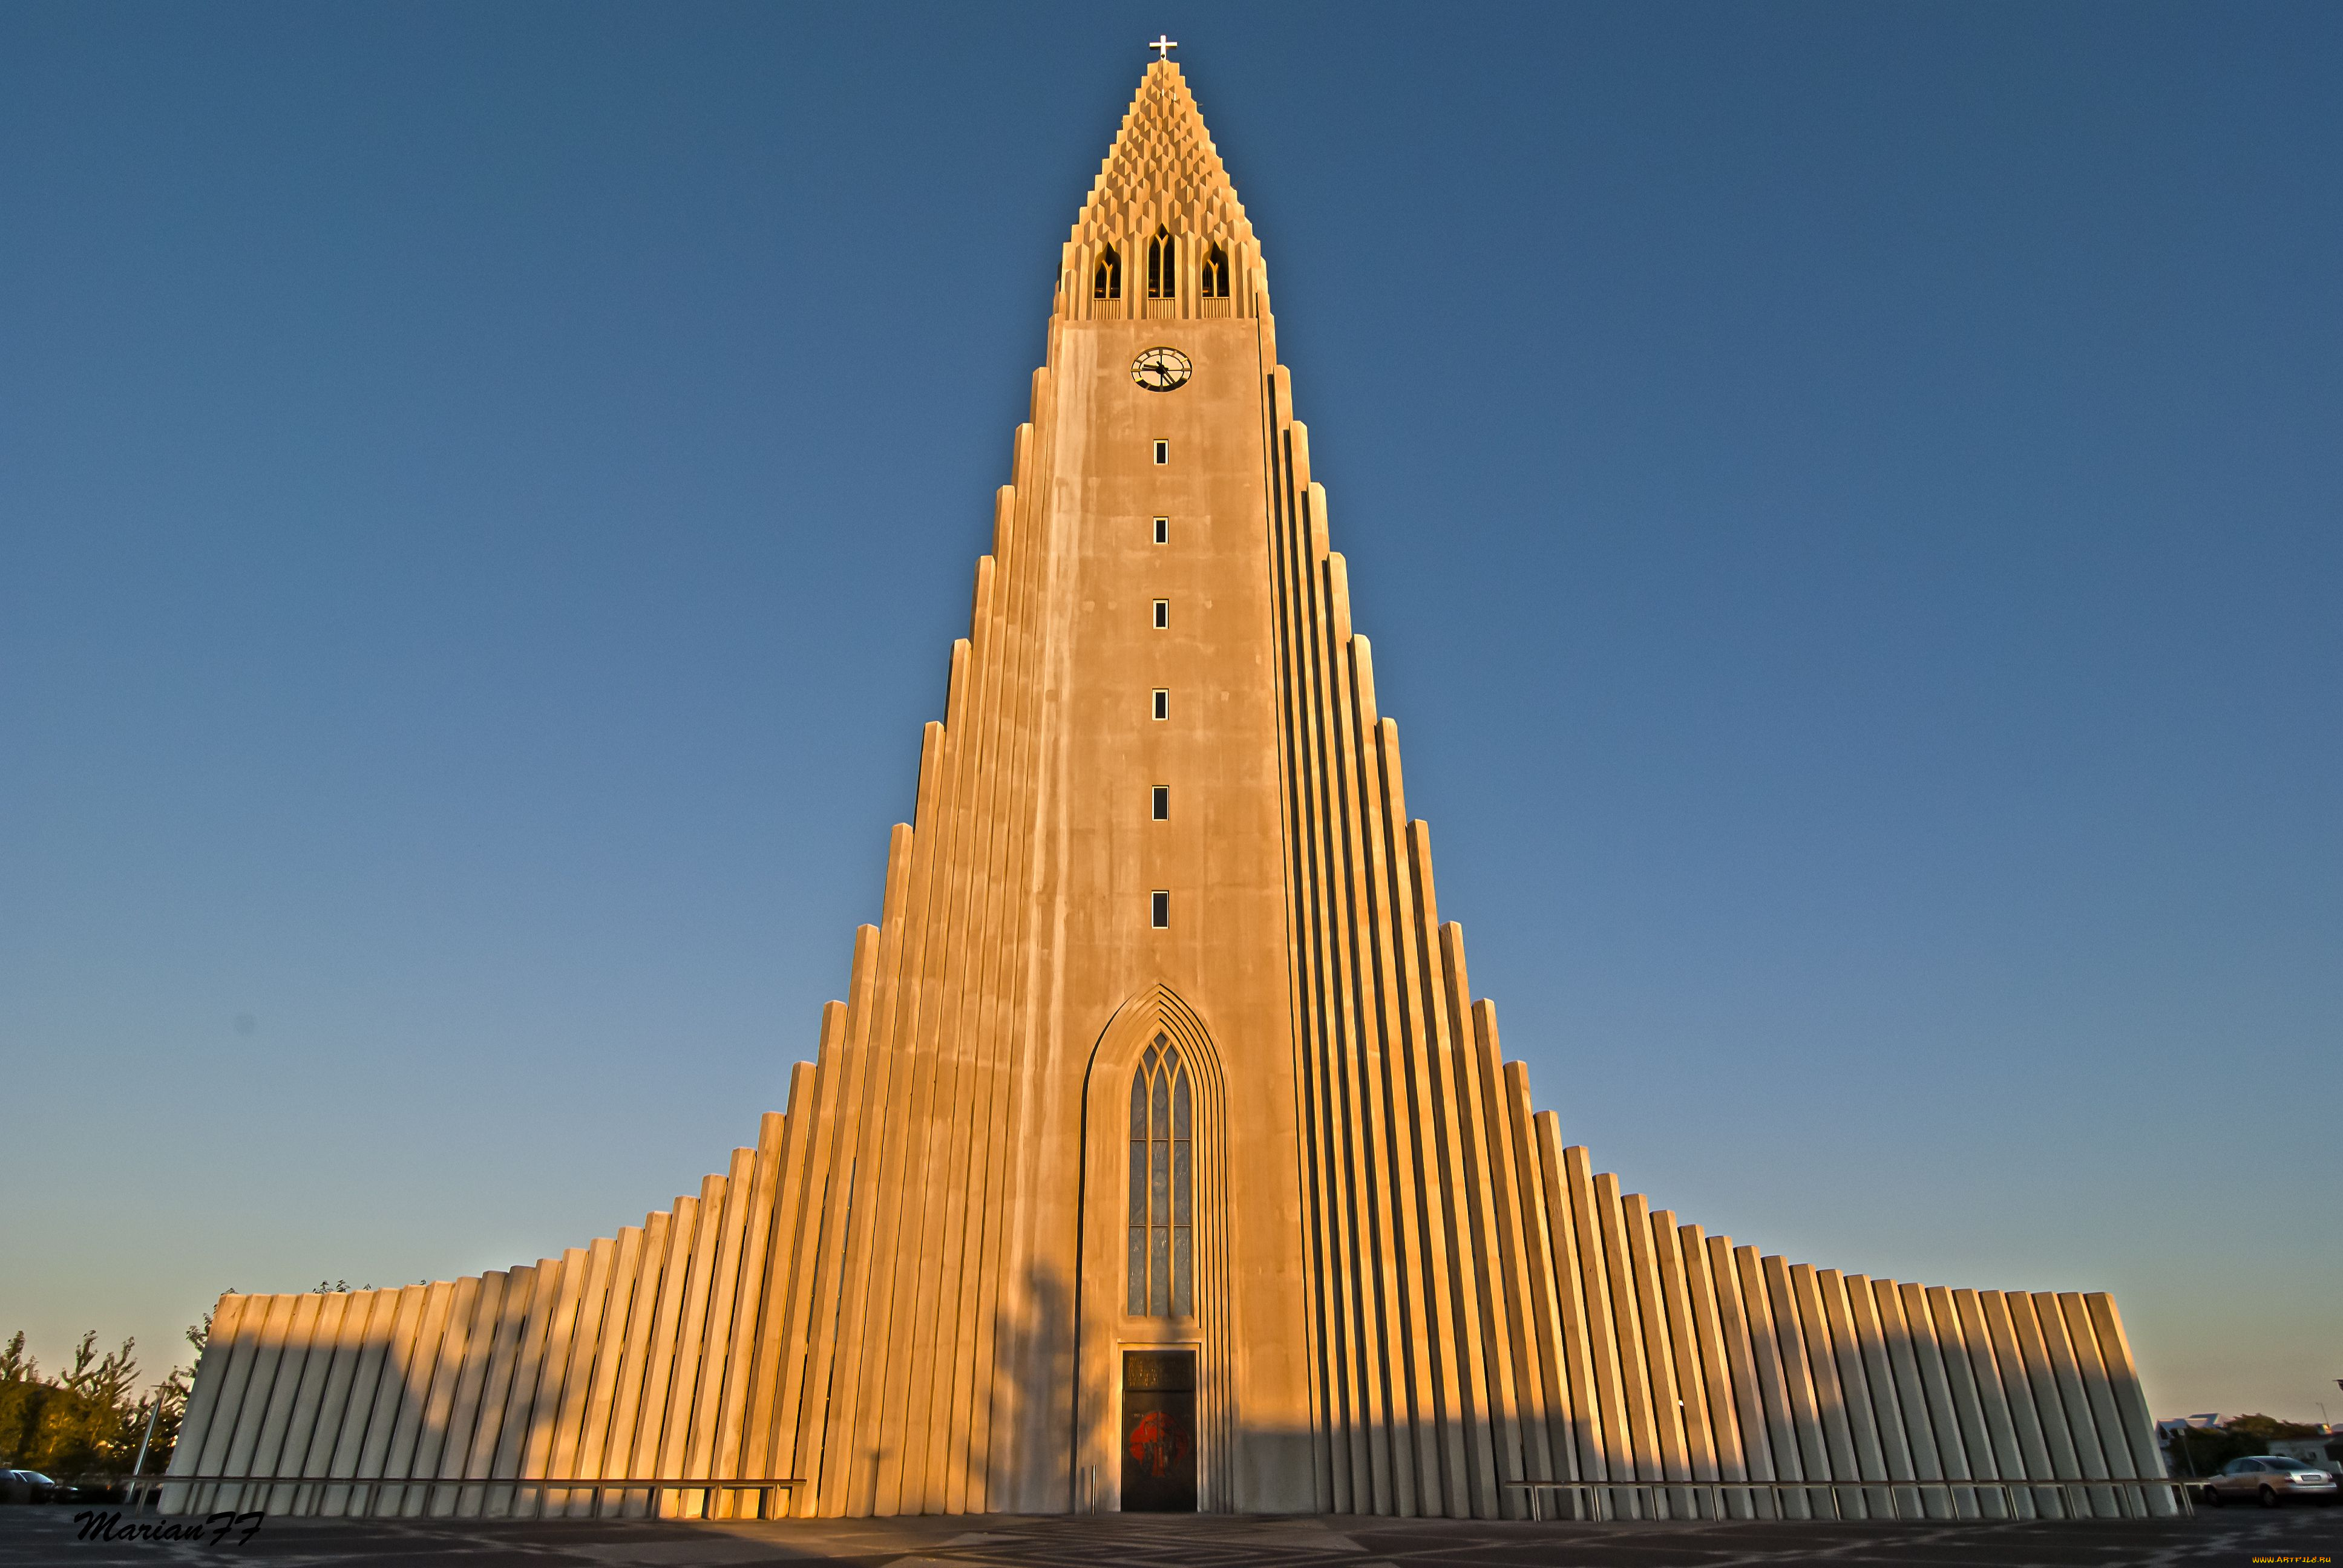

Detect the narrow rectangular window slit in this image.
[1152,786,1168,820]
[1152,688,1168,721]
[1150,890,1170,929]
[1152,440,1168,465]
[1153,599,1168,629]
[1153,517,1168,544]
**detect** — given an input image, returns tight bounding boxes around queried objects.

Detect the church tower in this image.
[166,54,2171,1524]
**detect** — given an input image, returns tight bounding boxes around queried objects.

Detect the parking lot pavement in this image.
[4,1506,2339,1568]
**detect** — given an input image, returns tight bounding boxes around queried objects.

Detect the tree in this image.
[0,1330,190,1479]
[2165,1423,2255,1477]
[2164,1414,2325,1478]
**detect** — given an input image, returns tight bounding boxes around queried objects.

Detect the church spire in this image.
[1057,59,1265,320]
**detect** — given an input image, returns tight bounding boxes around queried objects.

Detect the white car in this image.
[2200,1455,2339,1507]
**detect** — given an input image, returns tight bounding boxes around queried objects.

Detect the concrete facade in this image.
[169,59,2168,1522]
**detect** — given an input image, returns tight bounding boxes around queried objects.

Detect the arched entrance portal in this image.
[1076,986,1230,1512]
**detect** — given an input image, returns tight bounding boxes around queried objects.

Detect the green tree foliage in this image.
[2165,1423,2252,1477]
[2226,1412,2322,1441]
[2165,1414,2327,1477]
[0,1329,192,1480]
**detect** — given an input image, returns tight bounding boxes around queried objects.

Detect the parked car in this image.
[0,1471,58,1504]
[2200,1455,2339,1507]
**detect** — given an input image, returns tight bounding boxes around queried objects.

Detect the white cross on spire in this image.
[1149,34,1178,61]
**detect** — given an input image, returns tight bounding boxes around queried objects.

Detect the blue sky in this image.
[3,2,2336,1424]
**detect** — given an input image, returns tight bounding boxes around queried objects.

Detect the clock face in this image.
[1131,346,1193,393]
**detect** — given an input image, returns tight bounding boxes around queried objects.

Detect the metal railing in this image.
[107,1474,802,1517]
[1504,1476,2194,1521]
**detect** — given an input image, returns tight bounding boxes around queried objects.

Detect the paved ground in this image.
[5,1505,2339,1567]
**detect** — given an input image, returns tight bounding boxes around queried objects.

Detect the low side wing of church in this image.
[165,59,2169,1522]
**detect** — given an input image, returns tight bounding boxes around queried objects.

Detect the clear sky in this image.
[3,2,2336,1427]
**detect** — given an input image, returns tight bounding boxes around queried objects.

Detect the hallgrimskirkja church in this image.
[166,54,2169,1522]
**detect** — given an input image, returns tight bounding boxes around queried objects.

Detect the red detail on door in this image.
[1126,1410,1191,1478]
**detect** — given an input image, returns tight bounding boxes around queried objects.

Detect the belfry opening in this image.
[166,52,2170,1524]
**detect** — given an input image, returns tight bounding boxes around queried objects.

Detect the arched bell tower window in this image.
[1127,1034,1192,1316]
[1093,246,1121,301]
[1201,243,1230,300]
[1145,227,1176,300]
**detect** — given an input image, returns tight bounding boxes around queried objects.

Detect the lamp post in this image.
[125,1396,160,1507]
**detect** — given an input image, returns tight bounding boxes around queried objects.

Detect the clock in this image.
[1131,346,1193,392]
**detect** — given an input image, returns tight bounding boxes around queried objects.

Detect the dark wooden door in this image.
[1119,1349,1197,1512]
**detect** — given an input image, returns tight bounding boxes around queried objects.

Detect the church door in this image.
[1119,1349,1197,1511]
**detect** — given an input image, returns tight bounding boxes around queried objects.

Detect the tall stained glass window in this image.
[1127,1033,1193,1316]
